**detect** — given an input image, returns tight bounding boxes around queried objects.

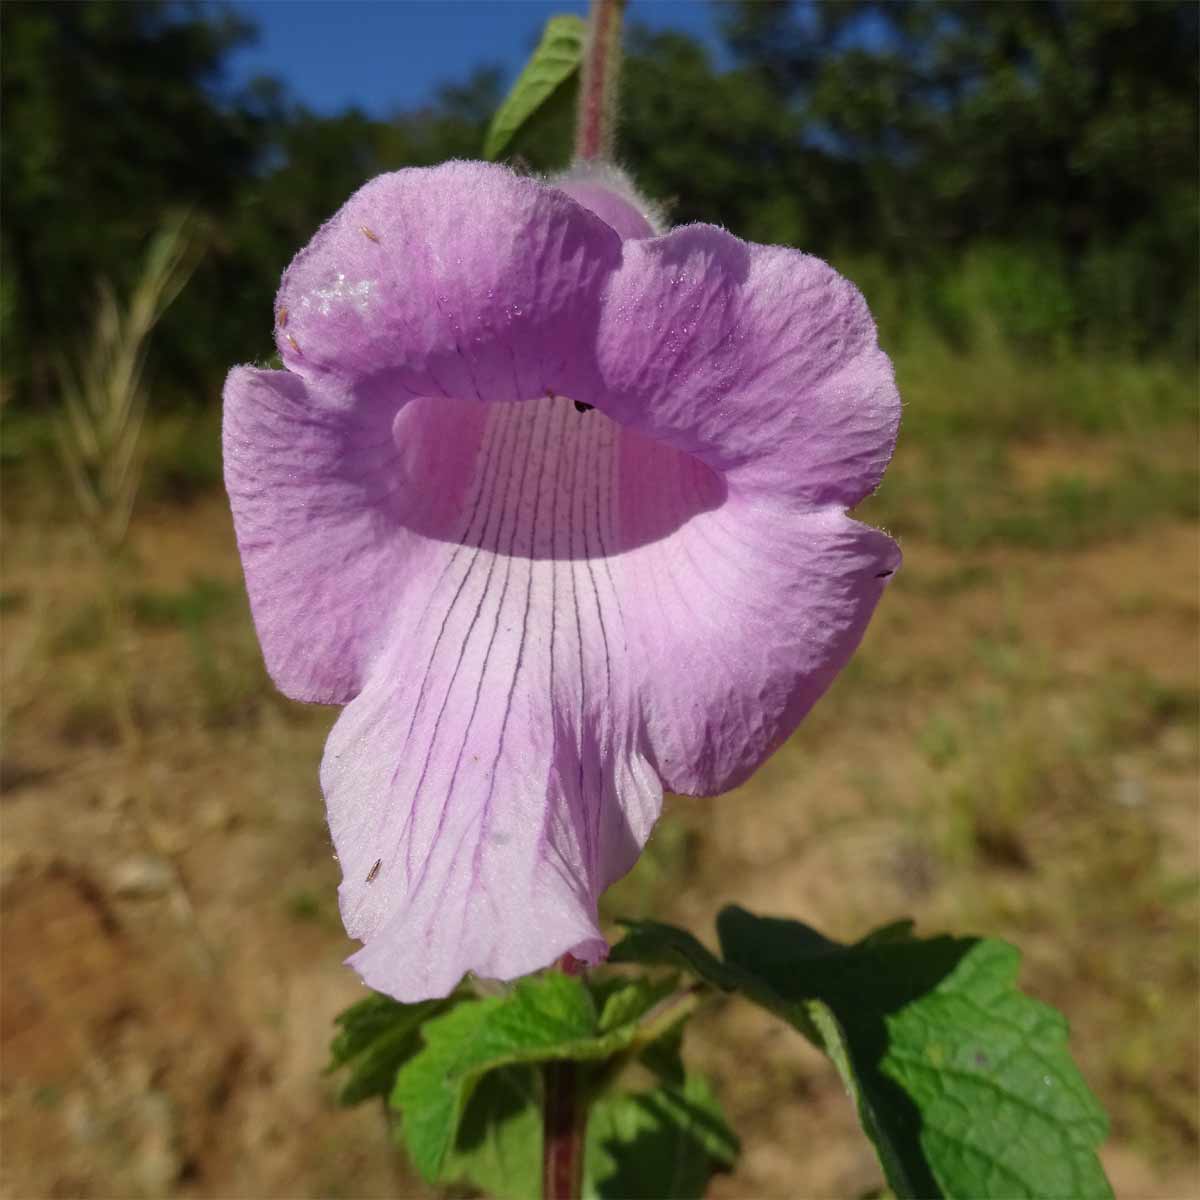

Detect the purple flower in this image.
[223,162,900,1002]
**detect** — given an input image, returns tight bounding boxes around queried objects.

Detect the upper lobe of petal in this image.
[270,161,898,508]
[598,227,900,507]
[275,161,622,406]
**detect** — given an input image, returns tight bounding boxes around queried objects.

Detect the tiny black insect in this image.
[574,400,594,414]
[366,858,382,884]
[875,570,894,578]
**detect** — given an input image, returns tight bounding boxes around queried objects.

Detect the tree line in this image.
[3,0,1196,407]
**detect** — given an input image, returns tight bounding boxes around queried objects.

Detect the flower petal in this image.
[622,498,900,797]
[554,177,657,239]
[323,396,687,999]
[314,388,895,999]
[223,366,428,703]
[274,162,622,405]
[224,167,903,1001]
[596,227,900,506]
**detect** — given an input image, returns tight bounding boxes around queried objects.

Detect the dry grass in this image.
[46,214,200,751]
[54,214,198,559]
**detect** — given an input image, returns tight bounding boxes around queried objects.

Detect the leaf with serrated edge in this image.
[392,970,700,1185]
[392,996,502,1182]
[329,993,408,1066]
[440,1064,542,1200]
[328,993,447,1106]
[716,907,1112,1200]
[615,911,1112,1200]
[881,940,1111,1200]
[584,1073,739,1200]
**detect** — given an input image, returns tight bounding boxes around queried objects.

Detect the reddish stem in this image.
[542,1057,580,1200]
[543,954,584,1199]
[575,0,624,161]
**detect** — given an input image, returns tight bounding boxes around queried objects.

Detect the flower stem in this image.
[542,1057,580,1200]
[575,0,626,162]
[543,953,584,1200]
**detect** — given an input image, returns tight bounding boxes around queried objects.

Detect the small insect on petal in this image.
[286,334,302,355]
[277,306,288,328]
[366,858,382,884]
[574,400,594,414]
[875,570,894,578]
[360,225,380,243]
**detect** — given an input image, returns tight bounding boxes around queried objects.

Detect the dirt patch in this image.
[2,471,1197,1198]
[0,737,418,1200]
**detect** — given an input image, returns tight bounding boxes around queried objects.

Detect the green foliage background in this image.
[3,0,1197,409]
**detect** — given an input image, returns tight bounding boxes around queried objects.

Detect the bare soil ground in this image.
[3,462,1197,1198]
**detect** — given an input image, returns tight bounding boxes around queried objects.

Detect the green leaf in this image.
[584,1073,739,1200]
[584,973,697,1095]
[590,973,681,1034]
[882,942,1113,1200]
[483,14,586,160]
[392,969,709,1191]
[441,1064,543,1200]
[392,972,643,1184]
[637,1021,687,1086]
[391,993,507,1184]
[327,992,447,1106]
[615,910,1112,1200]
[718,907,1112,1200]
[610,916,825,1044]
[609,918,748,991]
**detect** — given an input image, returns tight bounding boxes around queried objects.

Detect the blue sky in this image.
[221,1,729,115]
